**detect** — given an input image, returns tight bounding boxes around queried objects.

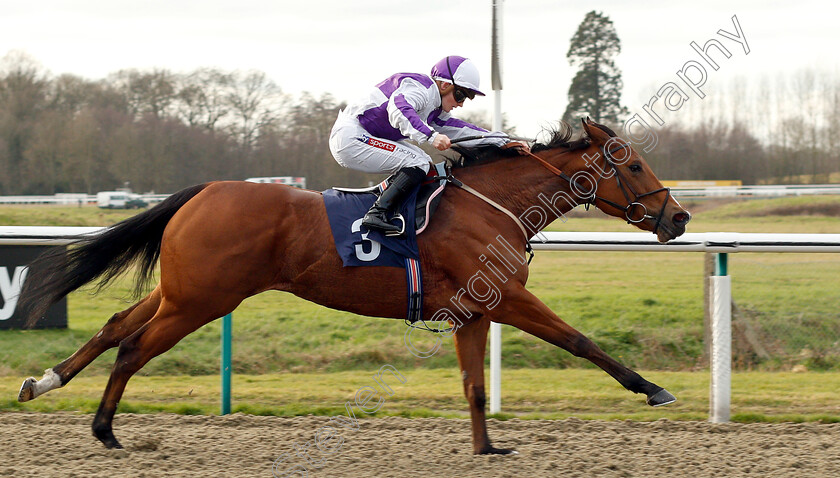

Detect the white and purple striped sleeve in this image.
[386,77,438,143]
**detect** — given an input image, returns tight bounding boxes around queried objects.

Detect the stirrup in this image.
[384,214,406,237]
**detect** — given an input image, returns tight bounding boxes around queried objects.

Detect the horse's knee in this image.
[466,383,486,410]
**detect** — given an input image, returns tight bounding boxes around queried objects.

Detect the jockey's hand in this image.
[432,134,452,151]
[502,141,531,155]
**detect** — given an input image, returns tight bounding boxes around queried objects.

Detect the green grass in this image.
[0,196,839,380]
[1,369,838,422]
[0,204,138,227]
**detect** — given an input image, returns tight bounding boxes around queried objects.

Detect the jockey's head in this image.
[431,56,485,106]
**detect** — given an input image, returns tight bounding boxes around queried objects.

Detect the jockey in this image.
[329,55,529,234]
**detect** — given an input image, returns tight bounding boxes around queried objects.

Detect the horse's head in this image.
[569,118,690,242]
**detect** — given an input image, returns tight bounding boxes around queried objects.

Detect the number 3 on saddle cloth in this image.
[322,163,448,324]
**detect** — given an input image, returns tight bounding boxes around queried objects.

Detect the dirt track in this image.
[1,412,838,477]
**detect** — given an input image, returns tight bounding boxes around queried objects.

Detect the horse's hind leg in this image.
[453,316,516,455]
[91,299,234,449]
[18,287,162,403]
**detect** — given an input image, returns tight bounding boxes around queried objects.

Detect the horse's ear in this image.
[581,117,592,136]
[581,116,609,144]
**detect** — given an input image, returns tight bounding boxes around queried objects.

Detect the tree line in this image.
[0,51,375,194]
[559,11,838,184]
[639,69,840,184]
[2,49,838,197]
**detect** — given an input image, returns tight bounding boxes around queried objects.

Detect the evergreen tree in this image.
[562,11,629,125]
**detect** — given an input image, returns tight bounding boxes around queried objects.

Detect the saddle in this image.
[333,162,449,235]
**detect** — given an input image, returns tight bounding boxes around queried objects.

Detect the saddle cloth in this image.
[322,187,419,268]
[322,163,448,324]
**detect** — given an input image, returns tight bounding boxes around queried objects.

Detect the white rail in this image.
[530,231,840,253]
[672,184,840,199]
[0,194,169,205]
[0,226,103,245]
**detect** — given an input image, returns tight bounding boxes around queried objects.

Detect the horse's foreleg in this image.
[18,288,162,403]
[91,301,224,449]
[453,316,516,455]
[495,287,675,406]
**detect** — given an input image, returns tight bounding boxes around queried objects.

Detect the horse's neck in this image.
[452,150,580,222]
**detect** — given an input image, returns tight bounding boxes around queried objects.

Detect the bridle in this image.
[522,141,673,234]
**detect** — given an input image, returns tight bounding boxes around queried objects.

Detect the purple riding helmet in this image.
[430,56,485,97]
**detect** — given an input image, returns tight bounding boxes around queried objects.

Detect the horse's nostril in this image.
[673,212,690,225]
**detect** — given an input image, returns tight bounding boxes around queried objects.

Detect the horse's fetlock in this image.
[91,421,111,437]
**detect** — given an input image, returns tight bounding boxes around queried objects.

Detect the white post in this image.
[489,322,502,414]
[488,0,504,416]
[489,84,503,416]
[709,274,732,423]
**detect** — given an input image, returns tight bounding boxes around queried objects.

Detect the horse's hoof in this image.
[18,377,36,402]
[647,388,677,407]
[93,427,124,449]
[478,446,519,455]
[100,435,124,449]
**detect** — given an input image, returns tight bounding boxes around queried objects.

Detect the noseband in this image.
[523,142,672,234]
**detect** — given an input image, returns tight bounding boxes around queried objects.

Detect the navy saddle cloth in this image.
[322,163,447,268]
[322,188,419,268]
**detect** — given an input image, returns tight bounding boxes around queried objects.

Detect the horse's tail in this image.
[19,183,210,327]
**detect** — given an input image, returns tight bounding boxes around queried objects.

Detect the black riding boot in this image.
[362,166,427,234]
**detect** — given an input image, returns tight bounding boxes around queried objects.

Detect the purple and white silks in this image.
[345,72,504,147]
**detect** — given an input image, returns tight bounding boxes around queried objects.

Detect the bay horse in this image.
[17,118,689,454]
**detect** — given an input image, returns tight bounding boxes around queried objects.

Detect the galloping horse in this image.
[17,118,690,454]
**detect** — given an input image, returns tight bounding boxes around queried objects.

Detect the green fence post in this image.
[221,313,232,415]
[715,252,728,276]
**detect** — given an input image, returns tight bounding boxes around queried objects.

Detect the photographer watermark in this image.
[271,13,749,476]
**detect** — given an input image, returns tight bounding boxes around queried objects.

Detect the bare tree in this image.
[109,68,177,118]
[226,70,285,155]
[0,51,49,193]
[176,68,233,130]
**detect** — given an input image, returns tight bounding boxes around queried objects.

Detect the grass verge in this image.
[2,369,838,423]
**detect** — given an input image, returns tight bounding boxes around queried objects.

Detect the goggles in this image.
[453,86,476,104]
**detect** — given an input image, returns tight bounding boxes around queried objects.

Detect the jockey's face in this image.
[439,82,463,113]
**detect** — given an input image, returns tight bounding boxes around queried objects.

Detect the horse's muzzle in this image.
[656,210,691,243]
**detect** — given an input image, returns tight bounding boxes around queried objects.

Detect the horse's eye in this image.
[629,164,643,173]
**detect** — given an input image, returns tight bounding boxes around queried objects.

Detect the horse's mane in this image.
[448,120,617,169]
[448,142,520,169]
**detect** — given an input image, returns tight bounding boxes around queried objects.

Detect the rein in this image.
[439,135,673,269]
[521,143,672,234]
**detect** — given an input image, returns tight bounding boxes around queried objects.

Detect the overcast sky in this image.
[2,0,836,138]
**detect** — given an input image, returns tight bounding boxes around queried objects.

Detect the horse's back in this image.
[158,181,332,296]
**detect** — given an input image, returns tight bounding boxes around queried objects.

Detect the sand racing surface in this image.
[1,412,839,477]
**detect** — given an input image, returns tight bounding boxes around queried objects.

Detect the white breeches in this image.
[329,111,431,175]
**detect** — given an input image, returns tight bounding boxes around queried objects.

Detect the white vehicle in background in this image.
[245,176,306,189]
[96,191,148,209]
